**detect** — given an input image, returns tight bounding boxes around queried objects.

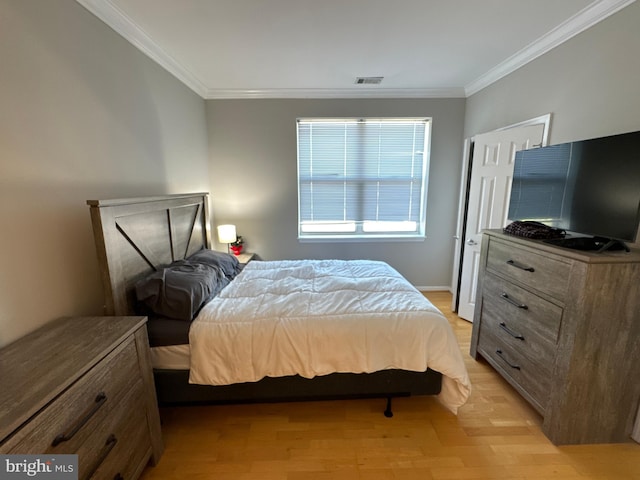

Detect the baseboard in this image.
[416,286,453,292]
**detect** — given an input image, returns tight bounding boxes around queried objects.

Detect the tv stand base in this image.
[594,237,630,253]
[544,236,630,253]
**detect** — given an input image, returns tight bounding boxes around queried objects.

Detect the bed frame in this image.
[87,193,442,414]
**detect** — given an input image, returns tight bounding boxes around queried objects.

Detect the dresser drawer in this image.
[77,380,149,480]
[476,326,550,412]
[481,272,563,351]
[486,238,571,300]
[2,338,140,454]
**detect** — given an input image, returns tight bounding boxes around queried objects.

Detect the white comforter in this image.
[189,259,471,413]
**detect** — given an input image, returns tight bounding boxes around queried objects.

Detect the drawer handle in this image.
[506,259,535,272]
[114,474,124,480]
[499,322,525,341]
[86,434,118,479]
[496,349,521,370]
[500,292,528,310]
[51,392,107,447]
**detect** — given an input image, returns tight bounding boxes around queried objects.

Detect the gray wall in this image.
[206,98,466,288]
[0,0,210,347]
[465,1,640,144]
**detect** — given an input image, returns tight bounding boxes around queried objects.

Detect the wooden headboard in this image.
[87,193,212,316]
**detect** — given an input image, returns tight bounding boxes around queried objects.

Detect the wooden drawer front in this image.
[486,238,571,300]
[477,326,550,412]
[2,339,140,454]
[87,386,151,480]
[77,381,149,480]
[482,273,563,351]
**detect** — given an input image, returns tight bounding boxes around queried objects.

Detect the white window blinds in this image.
[297,118,430,239]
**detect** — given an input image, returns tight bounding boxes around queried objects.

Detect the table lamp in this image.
[217,224,237,253]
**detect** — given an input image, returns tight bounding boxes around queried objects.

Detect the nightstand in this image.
[235,252,255,265]
[0,316,163,478]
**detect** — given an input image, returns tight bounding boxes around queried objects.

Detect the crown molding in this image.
[203,87,466,99]
[76,0,208,97]
[464,0,636,96]
[77,0,633,100]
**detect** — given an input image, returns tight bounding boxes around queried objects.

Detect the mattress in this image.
[188,259,471,413]
[150,344,190,370]
[146,315,191,369]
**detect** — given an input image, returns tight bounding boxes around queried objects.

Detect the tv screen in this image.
[508,130,640,244]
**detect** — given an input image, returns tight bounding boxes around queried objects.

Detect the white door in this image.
[457,124,545,321]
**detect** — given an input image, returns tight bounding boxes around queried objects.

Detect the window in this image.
[297,117,431,240]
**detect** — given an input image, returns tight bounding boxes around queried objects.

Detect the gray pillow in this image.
[135,261,228,322]
[187,249,242,279]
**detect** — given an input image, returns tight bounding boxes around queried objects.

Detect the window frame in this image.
[296,117,431,242]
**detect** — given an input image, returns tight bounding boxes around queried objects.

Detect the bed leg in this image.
[384,397,393,418]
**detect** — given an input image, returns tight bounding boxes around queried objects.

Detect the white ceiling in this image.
[77,0,634,99]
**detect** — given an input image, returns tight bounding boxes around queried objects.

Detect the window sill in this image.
[298,235,426,243]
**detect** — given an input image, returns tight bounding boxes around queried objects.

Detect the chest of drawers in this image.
[0,316,163,479]
[470,231,640,444]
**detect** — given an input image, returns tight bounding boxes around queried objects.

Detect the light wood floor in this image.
[140,291,640,480]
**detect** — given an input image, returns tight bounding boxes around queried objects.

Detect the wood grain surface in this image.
[472,231,640,444]
[0,316,163,480]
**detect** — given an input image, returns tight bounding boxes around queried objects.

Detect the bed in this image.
[87,193,471,415]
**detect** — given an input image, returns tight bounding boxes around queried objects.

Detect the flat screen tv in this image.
[508,130,640,251]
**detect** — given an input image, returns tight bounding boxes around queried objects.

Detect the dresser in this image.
[470,230,640,445]
[0,316,163,479]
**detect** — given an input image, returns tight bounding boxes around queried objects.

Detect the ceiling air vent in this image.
[355,76,383,85]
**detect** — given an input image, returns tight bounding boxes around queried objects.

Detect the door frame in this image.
[450,138,473,312]
[450,114,552,312]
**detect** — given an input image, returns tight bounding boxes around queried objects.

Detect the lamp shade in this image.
[217,224,237,244]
